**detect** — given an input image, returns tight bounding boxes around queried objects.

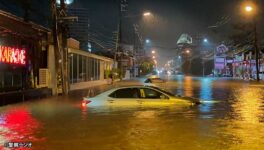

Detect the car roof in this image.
[93,85,174,99]
[110,85,161,91]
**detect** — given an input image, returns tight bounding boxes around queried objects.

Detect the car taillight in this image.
[82,100,91,107]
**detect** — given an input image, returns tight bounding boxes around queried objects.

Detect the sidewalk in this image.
[0,78,144,106]
[0,88,52,106]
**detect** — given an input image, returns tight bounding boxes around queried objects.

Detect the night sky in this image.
[70,0,244,65]
[0,0,263,66]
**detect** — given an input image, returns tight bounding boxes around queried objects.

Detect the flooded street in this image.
[1,76,264,150]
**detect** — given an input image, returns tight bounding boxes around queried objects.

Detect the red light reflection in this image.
[0,107,44,149]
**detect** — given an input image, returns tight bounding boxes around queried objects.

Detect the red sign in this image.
[0,46,26,65]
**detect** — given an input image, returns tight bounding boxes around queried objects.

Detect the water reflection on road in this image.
[0,107,43,150]
[0,76,264,149]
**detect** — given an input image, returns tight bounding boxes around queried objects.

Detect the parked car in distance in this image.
[144,77,165,83]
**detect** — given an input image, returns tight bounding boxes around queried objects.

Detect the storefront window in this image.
[94,59,98,80]
[97,60,100,80]
[13,73,22,87]
[69,52,111,84]
[0,72,4,89]
[87,57,91,81]
[72,54,77,83]
[69,55,73,83]
[0,70,23,92]
[91,58,95,81]
[82,56,87,81]
[4,72,13,88]
[78,55,83,82]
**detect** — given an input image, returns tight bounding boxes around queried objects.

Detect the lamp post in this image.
[143,12,151,17]
[117,2,152,78]
[202,38,209,77]
[243,2,260,81]
[145,39,150,44]
[132,13,152,77]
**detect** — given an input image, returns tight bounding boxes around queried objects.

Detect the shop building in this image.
[0,10,114,103]
[0,10,50,95]
[67,47,114,91]
[213,44,264,80]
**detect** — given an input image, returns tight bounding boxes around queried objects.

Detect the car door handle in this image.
[107,99,114,103]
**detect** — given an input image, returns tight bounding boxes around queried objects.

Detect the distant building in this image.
[67,8,89,51]
[177,34,192,45]
[212,42,264,80]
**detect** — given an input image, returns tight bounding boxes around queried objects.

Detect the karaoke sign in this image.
[0,45,26,65]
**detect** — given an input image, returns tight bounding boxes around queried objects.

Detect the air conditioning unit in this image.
[39,69,49,88]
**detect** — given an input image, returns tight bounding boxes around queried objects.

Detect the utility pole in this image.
[117,0,128,79]
[133,23,138,77]
[253,19,260,81]
[59,0,69,94]
[51,0,61,94]
[51,0,69,94]
[118,0,123,79]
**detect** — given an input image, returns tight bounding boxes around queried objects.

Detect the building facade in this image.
[213,44,264,80]
[0,10,50,93]
[0,8,114,102]
[67,8,89,51]
[67,48,114,91]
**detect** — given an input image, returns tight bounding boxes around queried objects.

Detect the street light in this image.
[245,6,253,12]
[152,56,156,59]
[143,12,151,17]
[145,39,150,44]
[203,38,208,43]
[242,2,257,16]
[152,50,156,54]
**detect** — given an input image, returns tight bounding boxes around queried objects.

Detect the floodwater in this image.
[1,76,264,150]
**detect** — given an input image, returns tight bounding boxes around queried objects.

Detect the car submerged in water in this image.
[144,77,165,84]
[82,86,201,107]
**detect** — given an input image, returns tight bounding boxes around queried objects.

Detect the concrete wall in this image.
[70,79,108,91]
[47,45,57,95]
[100,61,104,80]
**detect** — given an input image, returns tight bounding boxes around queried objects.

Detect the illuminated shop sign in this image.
[0,46,26,65]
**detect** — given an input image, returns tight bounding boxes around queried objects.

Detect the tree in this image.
[229,22,254,49]
[138,58,154,75]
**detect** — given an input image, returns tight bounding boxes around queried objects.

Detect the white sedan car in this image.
[82,86,200,107]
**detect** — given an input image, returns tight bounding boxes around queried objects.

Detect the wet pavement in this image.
[1,76,264,150]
